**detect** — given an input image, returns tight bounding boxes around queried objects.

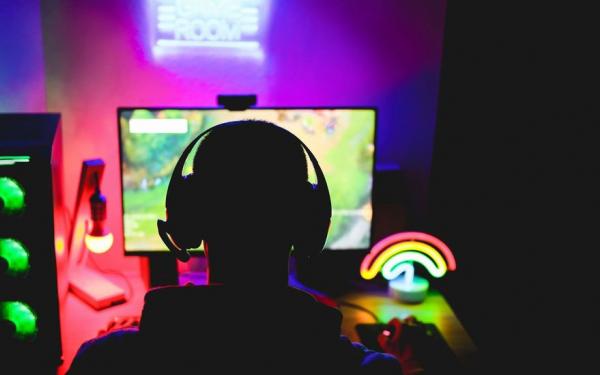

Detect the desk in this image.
[57,273,147,375]
[336,289,479,373]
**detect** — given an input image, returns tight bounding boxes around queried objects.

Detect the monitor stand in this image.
[148,255,178,287]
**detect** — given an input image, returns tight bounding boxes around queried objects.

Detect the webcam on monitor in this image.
[217,94,257,111]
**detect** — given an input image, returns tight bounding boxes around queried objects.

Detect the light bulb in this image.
[84,232,114,254]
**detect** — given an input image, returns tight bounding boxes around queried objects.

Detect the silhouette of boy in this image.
[68,120,402,374]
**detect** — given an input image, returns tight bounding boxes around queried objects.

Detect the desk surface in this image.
[336,288,479,372]
[57,273,146,375]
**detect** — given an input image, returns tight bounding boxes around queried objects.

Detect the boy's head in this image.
[158,120,330,284]
[192,120,309,243]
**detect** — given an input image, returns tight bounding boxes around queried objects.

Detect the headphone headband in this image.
[158,121,331,262]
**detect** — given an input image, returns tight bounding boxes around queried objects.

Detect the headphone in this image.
[157,121,332,262]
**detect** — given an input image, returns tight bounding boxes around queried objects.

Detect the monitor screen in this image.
[118,107,377,254]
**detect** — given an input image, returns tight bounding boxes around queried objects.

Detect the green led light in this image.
[0,156,30,165]
[0,301,38,340]
[0,238,30,276]
[0,177,26,214]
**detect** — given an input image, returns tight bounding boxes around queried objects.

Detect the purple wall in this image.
[0,1,47,112]
[40,0,446,270]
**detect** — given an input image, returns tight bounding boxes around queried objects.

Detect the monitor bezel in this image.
[117,106,379,256]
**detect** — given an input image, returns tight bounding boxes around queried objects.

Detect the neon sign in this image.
[361,232,456,303]
[151,0,267,56]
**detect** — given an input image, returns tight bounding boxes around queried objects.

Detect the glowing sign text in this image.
[153,0,263,50]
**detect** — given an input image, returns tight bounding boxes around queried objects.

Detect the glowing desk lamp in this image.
[84,180,114,254]
[360,232,456,303]
[68,159,125,310]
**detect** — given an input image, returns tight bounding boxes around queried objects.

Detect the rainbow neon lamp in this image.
[360,232,456,303]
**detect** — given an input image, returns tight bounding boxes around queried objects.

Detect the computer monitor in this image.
[118,107,377,255]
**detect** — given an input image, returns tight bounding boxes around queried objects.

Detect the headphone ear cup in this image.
[164,174,203,250]
[293,181,330,259]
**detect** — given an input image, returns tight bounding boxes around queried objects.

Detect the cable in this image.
[337,300,381,323]
[87,254,135,301]
[64,207,73,240]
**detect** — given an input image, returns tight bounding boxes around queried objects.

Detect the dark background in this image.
[428,2,596,373]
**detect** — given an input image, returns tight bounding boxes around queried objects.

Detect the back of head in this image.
[191,120,309,278]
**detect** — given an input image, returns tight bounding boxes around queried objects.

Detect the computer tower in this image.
[0,114,67,372]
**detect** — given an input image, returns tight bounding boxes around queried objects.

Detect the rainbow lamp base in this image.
[389,275,429,304]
